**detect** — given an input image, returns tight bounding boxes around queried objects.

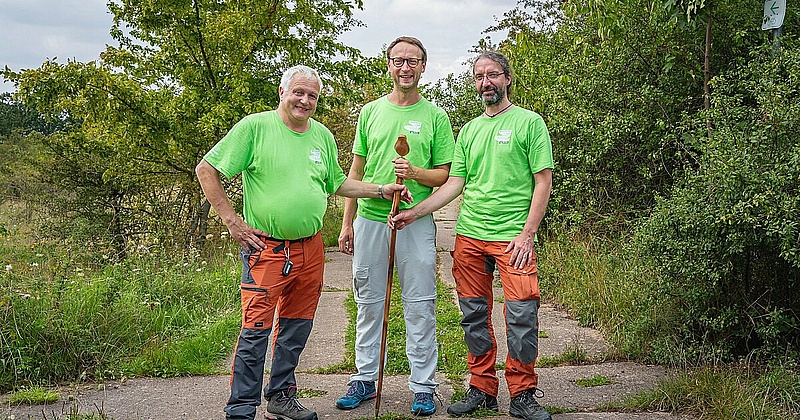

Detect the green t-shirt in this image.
[451,106,554,241]
[204,111,346,240]
[353,96,455,221]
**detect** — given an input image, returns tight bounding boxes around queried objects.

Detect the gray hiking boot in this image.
[265,386,318,420]
[446,385,498,417]
[508,388,551,420]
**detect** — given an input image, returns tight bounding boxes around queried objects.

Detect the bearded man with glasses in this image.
[335,36,455,416]
[391,50,554,420]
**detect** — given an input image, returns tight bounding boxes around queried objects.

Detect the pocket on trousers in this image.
[504,255,540,301]
[352,265,376,302]
[241,285,270,329]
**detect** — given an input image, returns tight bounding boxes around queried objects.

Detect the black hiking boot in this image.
[265,386,318,420]
[446,385,498,417]
[508,388,551,420]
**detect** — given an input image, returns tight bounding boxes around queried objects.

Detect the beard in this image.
[480,86,505,106]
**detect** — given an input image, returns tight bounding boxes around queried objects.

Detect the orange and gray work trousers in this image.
[451,234,541,399]
[224,233,324,420]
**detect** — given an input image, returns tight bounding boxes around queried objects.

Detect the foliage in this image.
[0,235,241,391]
[634,40,800,363]
[424,72,483,137]
[1,0,376,256]
[0,93,66,137]
[482,0,767,233]
[617,363,800,419]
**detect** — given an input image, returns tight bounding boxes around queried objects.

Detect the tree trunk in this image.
[704,1,713,138]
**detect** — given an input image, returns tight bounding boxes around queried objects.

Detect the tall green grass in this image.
[537,233,667,360]
[538,233,800,418]
[1,232,242,391]
[614,363,800,419]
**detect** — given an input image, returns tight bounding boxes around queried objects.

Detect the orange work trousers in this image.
[451,234,541,398]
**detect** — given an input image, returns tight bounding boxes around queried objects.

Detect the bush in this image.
[634,40,800,363]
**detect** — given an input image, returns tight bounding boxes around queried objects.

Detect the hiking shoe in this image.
[446,385,498,417]
[411,392,436,416]
[265,386,318,420]
[509,388,552,420]
[335,380,376,410]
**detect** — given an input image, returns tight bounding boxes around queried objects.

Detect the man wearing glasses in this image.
[391,50,554,420]
[336,36,455,416]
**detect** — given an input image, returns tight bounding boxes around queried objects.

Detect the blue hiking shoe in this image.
[335,380,376,410]
[411,392,435,416]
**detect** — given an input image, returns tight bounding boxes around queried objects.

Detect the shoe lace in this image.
[280,387,310,413]
[284,394,310,413]
[462,386,485,403]
[515,388,545,407]
[414,392,433,405]
[344,381,367,397]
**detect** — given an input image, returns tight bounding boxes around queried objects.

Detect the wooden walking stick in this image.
[375,134,409,418]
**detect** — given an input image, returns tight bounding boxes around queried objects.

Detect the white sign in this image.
[762,0,786,30]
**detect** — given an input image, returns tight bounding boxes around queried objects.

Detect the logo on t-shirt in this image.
[309,149,322,164]
[495,129,512,145]
[404,120,422,134]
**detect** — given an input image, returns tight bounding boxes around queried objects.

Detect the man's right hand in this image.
[389,208,419,231]
[338,224,354,255]
[227,218,269,251]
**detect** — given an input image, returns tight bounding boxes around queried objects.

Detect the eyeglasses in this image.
[473,72,506,82]
[389,57,423,68]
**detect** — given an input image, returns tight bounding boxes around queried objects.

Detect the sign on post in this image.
[762,0,786,30]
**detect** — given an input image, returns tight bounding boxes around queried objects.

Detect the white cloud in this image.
[0,0,113,91]
[339,0,518,81]
[0,0,522,92]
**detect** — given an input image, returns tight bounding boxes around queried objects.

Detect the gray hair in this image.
[473,50,513,97]
[280,65,324,92]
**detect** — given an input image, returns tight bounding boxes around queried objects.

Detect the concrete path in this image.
[2,200,693,420]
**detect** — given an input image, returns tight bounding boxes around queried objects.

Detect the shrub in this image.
[634,40,800,363]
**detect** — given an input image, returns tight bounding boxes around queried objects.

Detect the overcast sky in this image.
[0,0,521,93]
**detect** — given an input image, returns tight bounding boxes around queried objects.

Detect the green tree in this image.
[3,0,372,255]
[487,0,765,232]
[635,40,800,362]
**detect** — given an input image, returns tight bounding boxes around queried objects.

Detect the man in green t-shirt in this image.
[391,51,554,420]
[335,36,455,416]
[196,65,410,420]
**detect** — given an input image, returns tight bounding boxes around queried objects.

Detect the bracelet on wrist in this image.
[377,184,384,198]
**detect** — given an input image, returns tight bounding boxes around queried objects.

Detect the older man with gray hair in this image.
[197,65,410,420]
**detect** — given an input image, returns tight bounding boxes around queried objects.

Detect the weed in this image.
[575,374,613,387]
[536,345,589,368]
[610,363,800,419]
[9,386,60,404]
[296,388,327,398]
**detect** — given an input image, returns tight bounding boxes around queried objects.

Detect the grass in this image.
[538,233,800,418]
[536,234,661,360]
[332,272,468,383]
[610,363,800,419]
[8,386,60,404]
[1,218,242,391]
[575,374,613,388]
[5,200,800,420]
[536,344,589,368]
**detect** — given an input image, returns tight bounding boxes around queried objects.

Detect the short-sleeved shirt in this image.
[204,111,347,240]
[451,106,554,241]
[353,96,455,221]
